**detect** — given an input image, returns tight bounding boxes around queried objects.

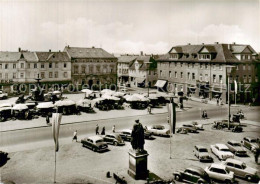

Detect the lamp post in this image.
[226,65,235,130]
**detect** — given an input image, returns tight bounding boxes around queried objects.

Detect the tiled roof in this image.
[0,52,37,62]
[129,56,151,71]
[36,52,70,62]
[157,43,257,63]
[64,46,116,59]
[118,55,137,63]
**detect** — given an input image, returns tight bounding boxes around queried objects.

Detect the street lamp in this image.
[226,65,235,130]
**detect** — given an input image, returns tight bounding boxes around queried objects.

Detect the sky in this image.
[0,0,259,55]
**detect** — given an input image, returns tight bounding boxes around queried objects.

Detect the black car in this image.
[173,167,212,184]
[103,133,125,146]
[81,136,108,152]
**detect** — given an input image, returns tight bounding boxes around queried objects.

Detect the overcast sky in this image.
[0,0,259,54]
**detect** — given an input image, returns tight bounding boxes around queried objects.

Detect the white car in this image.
[210,144,234,160]
[0,91,8,100]
[222,158,259,182]
[192,121,204,130]
[147,125,170,137]
[205,163,235,183]
[193,145,213,162]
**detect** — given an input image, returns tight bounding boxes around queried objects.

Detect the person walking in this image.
[96,124,99,135]
[72,130,78,142]
[112,125,116,133]
[46,114,50,125]
[253,147,259,164]
[101,126,106,135]
[217,98,219,106]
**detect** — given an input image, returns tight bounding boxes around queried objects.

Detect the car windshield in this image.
[220,149,230,152]
[199,148,208,152]
[96,140,103,143]
[251,139,257,143]
[233,143,241,146]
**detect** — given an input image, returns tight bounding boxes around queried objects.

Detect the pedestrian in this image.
[101,126,105,135]
[217,98,219,106]
[46,114,50,124]
[96,124,99,135]
[147,105,151,114]
[72,130,78,142]
[112,125,116,133]
[253,148,259,164]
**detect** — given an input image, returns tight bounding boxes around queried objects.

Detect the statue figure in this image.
[131,119,145,152]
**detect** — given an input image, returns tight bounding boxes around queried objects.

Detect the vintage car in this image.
[0,91,8,100]
[226,140,247,156]
[193,145,213,162]
[241,136,259,151]
[192,121,204,130]
[102,133,125,146]
[222,158,259,182]
[205,163,235,183]
[181,124,198,133]
[210,144,234,160]
[147,125,170,137]
[119,129,153,141]
[81,136,108,152]
[173,166,212,184]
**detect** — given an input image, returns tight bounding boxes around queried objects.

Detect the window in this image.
[181,72,183,79]
[27,63,30,69]
[21,63,24,68]
[96,65,101,73]
[243,75,247,83]
[20,73,24,78]
[169,71,171,78]
[187,72,190,80]
[219,75,223,83]
[213,75,216,83]
[175,62,177,67]
[49,63,52,68]
[41,72,45,78]
[188,63,190,68]
[236,65,239,70]
[119,68,121,73]
[13,73,16,79]
[205,74,208,82]
[34,63,37,68]
[200,63,203,69]
[248,75,251,83]
[13,64,16,69]
[170,54,178,59]
[49,72,53,78]
[205,64,208,69]
[0,64,2,69]
[64,63,67,68]
[64,72,68,78]
[41,63,44,68]
[160,70,162,76]
[0,73,2,79]
[74,66,79,74]
[81,66,86,73]
[234,164,242,169]
[110,68,113,73]
[180,63,183,67]
[219,64,222,70]
[243,65,246,70]
[55,72,58,78]
[213,64,216,70]
[192,73,195,80]
[5,64,8,69]
[89,66,93,73]
[199,74,203,81]
[227,162,234,167]
[175,72,177,78]
[199,54,210,60]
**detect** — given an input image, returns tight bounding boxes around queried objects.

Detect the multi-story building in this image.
[64,46,117,89]
[128,54,157,88]
[156,43,259,104]
[117,55,137,86]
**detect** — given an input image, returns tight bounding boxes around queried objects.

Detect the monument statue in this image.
[131,119,145,151]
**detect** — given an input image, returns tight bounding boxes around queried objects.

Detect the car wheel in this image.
[246,175,252,181]
[197,180,203,184]
[92,147,97,152]
[114,141,118,146]
[225,179,232,184]
[174,174,181,181]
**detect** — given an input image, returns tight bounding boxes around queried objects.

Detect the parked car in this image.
[182,124,198,133]
[176,127,188,134]
[226,140,247,156]
[173,166,212,184]
[205,163,235,183]
[0,91,8,100]
[102,133,125,146]
[81,136,108,152]
[210,144,234,160]
[192,121,204,130]
[222,158,259,182]
[147,125,170,137]
[193,145,213,162]
[241,136,259,151]
[119,129,132,141]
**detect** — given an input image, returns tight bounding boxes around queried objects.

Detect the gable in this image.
[241,47,253,54]
[169,48,178,54]
[199,47,210,53]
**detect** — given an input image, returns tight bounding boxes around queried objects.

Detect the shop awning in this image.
[154,80,167,88]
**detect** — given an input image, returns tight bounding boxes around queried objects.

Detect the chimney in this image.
[232,42,236,45]
[202,43,204,45]
[49,49,51,52]
[18,47,21,52]
[140,51,143,56]
[92,46,95,48]
[215,42,219,44]
[187,43,191,45]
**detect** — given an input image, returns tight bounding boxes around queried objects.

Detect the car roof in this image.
[195,145,207,149]
[210,163,226,170]
[216,144,228,149]
[88,135,103,141]
[225,158,243,165]
[186,167,205,174]
[106,133,120,137]
[153,125,164,128]
[121,129,132,133]
[244,136,257,140]
[228,140,240,144]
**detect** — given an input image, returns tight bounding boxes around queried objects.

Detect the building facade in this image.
[157,43,259,104]
[128,55,157,88]
[64,46,117,90]
[117,55,137,86]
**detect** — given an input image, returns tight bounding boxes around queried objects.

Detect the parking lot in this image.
[2,117,259,184]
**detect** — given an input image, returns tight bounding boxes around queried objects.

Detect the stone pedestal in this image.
[128,149,149,180]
